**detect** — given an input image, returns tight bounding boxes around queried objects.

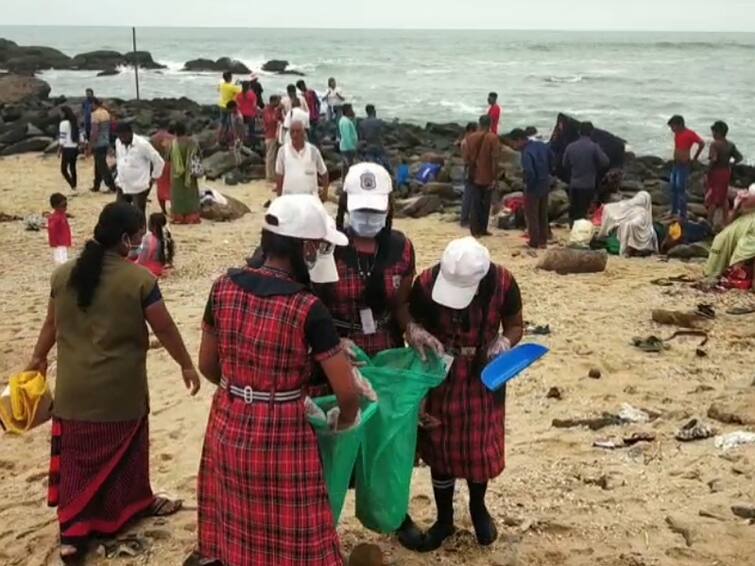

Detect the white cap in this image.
[432,237,491,309]
[264,195,348,246]
[309,215,341,283]
[344,162,393,212]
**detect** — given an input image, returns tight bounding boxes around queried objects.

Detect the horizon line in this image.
[1,24,754,34]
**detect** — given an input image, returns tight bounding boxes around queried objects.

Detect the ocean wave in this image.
[544,75,584,84]
[437,100,482,114]
[407,68,450,76]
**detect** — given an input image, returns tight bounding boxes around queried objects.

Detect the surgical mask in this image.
[349,210,387,238]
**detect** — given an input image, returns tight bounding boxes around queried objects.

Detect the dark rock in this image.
[124,51,166,70]
[667,243,709,260]
[348,543,384,566]
[2,45,72,73]
[552,414,623,431]
[731,504,755,520]
[0,123,30,144]
[278,69,306,77]
[425,122,464,139]
[537,248,608,275]
[588,368,602,379]
[546,386,563,400]
[215,57,251,75]
[183,58,218,72]
[422,182,456,200]
[262,59,289,73]
[395,195,443,218]
[0,136,54,155]
[548,188,570,218]
[203,151,250,180]
[0,74,51,104]
[71,50,125,70]
[708,402,754,425]
[200,193,251,222]
[224,170,242,186]
[97,67,120,77]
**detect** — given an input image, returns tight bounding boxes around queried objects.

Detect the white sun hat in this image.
[264,195,347,246]
[432,237,492,309]
[344,162,393,212]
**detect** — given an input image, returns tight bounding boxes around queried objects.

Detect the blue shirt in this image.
[521,140,554,196]
[82,99,93,132]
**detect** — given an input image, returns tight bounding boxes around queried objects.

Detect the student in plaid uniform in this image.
[408,237,524,552]
[194,195,360,566]
[310,162,439,550]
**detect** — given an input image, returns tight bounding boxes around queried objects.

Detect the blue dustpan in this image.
[481,343,549,391]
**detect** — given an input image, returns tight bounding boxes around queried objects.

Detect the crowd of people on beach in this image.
[15,66,754,565]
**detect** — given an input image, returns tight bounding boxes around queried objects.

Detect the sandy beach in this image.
[0,153,754,566]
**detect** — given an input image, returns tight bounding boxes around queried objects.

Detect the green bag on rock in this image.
[353,347,448,533]
[308,395,378,523]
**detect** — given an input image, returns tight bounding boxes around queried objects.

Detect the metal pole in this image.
[132,27,140,100]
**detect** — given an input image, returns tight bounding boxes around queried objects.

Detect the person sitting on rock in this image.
[597,191,659,256]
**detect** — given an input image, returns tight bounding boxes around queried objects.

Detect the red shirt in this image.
[675,128,703,151]
[48,210,72,248]
[263,106,281,140]
[488,104,502,135]
[235,91,258,118]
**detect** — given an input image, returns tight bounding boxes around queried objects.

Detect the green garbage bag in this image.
[353,347,448,533]
[605,234,621,255]
[308,395,378,523]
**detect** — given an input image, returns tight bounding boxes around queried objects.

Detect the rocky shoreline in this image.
[1,66,754,224]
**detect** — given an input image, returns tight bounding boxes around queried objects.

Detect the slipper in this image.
[148,496,183,517]
[632,336,666,353]
[696,304,716,319]
[726,306,755,315]
[650,278,674,287]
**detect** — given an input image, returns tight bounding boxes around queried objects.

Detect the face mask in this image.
[349,210,387,238]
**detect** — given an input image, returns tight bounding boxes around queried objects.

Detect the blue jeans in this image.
[460,181,473,227]
[669,164,690,219]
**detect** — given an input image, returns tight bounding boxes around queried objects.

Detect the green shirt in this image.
[51,252,158,422]
[338,116,358,152]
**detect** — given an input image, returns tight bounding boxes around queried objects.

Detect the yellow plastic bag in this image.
[0,371,53,434]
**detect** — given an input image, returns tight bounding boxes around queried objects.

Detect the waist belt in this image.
[219,378,302,404]
[333,314,391,333]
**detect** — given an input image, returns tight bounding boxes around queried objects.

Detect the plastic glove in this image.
[405,322,444,362]
[326,406,362,433]
[304,396,327,421]
[486,336,512,361]
[341,338,365,366]
[353,367,378,402]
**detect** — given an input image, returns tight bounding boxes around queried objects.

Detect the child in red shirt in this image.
[48,193,72,265]
[667,115,705,220]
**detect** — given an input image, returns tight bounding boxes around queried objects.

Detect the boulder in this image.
[687,202,707,219]
[0,74,51,104]
[200,193,251,222]
[183,58,218,72]
[215,57,251,74]
[666,243,709,260]
[0,123,28,145]
[0,136,54,155]
[124,51,166,69]
[395,194,443,218]
[548,188,570,218]
[537,248,608,275]
[425,122,464,139]
[262,59,289,73]
[2,45,72,73]
[278,69,305,77]
[71,50,125,70]
[202,151,250,180]
[422,182,457,200]
[44,140,59,154]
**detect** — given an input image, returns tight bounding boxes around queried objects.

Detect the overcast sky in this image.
[3,0,754,31]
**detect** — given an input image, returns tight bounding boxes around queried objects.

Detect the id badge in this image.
[440,354,455,377]
[359,308,377,335]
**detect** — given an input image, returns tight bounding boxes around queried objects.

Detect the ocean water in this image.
[1,26,754,160]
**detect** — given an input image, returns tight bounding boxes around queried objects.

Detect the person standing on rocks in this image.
[217,71,241,130]
[463,115,500,237]
[81,88,95,142]
[408,236,523,552]
[281,83,309,116]
[323,77,346,122]
[706,120,743,228]
[459,122,479,228]
[339,104,359,176]
[235,81,258,148]
[249,72,265,110]
[667,115,705,221]
[508,128,554,248]
[275,119,329,199]
[89,98,116,193]
[359,104,389,172]
[114,123,165,216]
[562,121,610,226]
[487,92,502,136]
[297,79,321,145]
[263,95,282,182]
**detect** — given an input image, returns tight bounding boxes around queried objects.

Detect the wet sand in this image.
[0,153,753,566]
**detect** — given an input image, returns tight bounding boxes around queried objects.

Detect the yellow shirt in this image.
[218,82,242,108]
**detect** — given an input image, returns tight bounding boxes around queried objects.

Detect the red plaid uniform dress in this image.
[319,231,415,357]
[412,265,517,482]
[198,268,344,566]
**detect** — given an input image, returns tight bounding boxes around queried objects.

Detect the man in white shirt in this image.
[280,100,311,145]
[323,77,345,122]
[280,83,309,115]
[275,120,329,200]
[114,123,165,215]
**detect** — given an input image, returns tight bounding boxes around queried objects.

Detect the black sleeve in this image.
[305,300,341,356]
[142,282,163,309]
[203,286,215,328]
[501,277,522,318]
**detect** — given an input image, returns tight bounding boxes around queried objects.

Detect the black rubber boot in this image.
[396,515,424,551]
[417,473,457,552]
[468,480,498,546]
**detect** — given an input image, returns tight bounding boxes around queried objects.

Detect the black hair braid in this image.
[69,202,144,309]
[149,213,168,264]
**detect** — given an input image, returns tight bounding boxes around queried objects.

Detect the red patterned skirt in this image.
[198,391,343,566]
[48,417,154,544]
[156,163,172,202]
[419,360,506,482]
[706,168,731,208]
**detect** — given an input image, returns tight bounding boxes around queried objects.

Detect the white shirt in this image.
[324,87,345,108]
[115,134,165,195]
[280,94,309,115]
[275,141,327,196]
[58,120,78,148]
[281,107,311,144]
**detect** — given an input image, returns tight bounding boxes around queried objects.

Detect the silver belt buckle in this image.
[242,385,255,404]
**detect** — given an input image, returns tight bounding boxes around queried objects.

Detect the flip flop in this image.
[726,306,755,315]
[148,496,183,517]
[632,336,666,353]
[696,304,716,319]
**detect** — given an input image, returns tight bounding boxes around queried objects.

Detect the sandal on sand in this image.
[632,336,666,353]
[60,542,87,565]
[148,496,183,517]
[727,306,755,315]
